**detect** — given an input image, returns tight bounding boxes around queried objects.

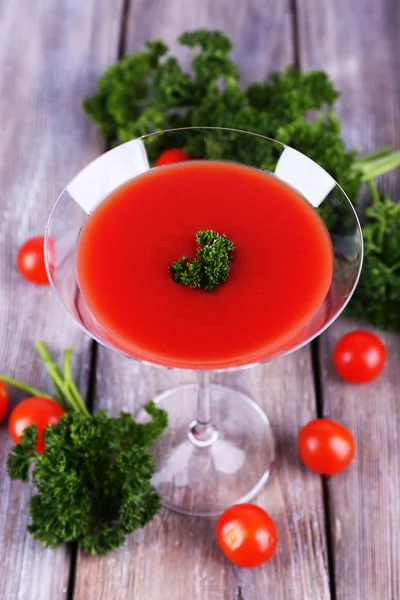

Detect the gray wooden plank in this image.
[319,321,400,600]
[217,356,330,600]
[125,0,295,83]
[297,1,400,597]
[73,2,331,599]
[296,0,400,199]
[0,1,124,599]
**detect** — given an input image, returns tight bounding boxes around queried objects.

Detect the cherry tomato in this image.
[298,418,355,475]
[0,382,9,421]
[333,330,386,384]
[17,236,49,285]
[8,397,64,452]
[216,504,278,567]
[154,148,191,167]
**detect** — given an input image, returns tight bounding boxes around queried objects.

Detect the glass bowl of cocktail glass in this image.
[45,127,363,517]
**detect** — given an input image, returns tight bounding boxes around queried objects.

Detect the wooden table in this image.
[1,1,399,598]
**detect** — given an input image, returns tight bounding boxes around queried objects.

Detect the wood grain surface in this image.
[73,2,331,599]
[0,1,124,599]
[297,0,400,200]
[319,320,400,600]
[126,0,295,83]
[1,0,399,598]
[297,0,400,598]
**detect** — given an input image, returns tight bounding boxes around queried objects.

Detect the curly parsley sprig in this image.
[169,230,235,292]
[3,342,167,555]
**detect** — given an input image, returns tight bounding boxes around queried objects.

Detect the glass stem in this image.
[197,371,212,425]
[188,371,218,447]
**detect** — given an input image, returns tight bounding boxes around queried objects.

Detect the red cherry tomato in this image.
[17,236,49,285]
[333,330,386,384]
[154,148,191,167]
[216,504,278,567]
[8,397,64,452]
[0,382,9,421]
[298,418,355,475]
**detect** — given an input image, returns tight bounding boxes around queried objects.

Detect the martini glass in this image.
[45,127,363,517]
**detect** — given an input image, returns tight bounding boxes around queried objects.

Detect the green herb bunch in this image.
[3,342,167,555]
[346,180,400,330]
[169,230,235,292]
[83,29,400,331]
[83,30,360,199]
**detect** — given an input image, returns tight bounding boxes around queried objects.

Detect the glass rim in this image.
[44,126,364,373]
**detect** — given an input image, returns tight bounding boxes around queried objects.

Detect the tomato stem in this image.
[0,375,53,400]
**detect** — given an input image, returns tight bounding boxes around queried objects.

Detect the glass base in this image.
[136,383,275,517]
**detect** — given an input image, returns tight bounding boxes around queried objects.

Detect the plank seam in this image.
[311,339,337,600]
[290,0,300,67]
[118,0,131,57]
[67,340,99,599]
[66,544,78,600]
[86,340,99,415]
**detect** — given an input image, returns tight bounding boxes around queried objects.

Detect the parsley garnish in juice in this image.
[169,230,235,292]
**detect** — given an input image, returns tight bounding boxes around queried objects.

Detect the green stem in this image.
[63,349,91,417]
[35,340,61,371]
[46,364,86,416]
[358,151,400,181]
[63,348,74,382]
[0,375,53,399]
[367,180,381,205]
[66,380,91,418]
[356,146,393,163]
[365,179,387,249]
[35,341,67,409]
[390,261,400,273]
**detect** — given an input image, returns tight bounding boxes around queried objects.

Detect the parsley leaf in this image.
[346,183,400,330]
[169,230,234,292]
[7,402,167,555]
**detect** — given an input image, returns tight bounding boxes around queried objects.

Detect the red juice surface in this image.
[76,161,333,368]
